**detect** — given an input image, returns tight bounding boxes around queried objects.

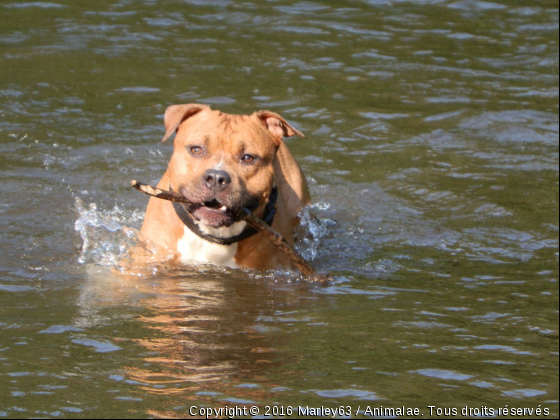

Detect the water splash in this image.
[73,197,160,271]
[73,197,333,277]
[295,203,334,261]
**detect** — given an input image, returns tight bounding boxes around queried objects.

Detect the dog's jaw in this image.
[190,205,238,228]
[195,219,247,239]
[178,186,261,229]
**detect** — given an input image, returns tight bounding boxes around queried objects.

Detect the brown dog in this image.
[139,104,310,271]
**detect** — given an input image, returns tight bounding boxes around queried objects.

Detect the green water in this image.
[0,0,558,418]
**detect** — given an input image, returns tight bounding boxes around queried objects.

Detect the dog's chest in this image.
[176,226,240,268]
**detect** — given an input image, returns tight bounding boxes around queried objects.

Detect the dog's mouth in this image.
[186,198,253,229]
[199,199,228,213]
[185,200,233,228]
[178,187,261,229]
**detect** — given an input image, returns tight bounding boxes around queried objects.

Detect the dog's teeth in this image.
[220,206,227,211]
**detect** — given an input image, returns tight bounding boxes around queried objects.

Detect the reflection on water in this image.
[73,267,328,414]
[0,0,558,417]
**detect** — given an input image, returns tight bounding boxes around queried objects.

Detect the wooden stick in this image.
[131,180,328,283]
[131,181,197,205]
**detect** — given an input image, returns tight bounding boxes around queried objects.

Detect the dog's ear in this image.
[254,110,305,146]
[162,104,210,142]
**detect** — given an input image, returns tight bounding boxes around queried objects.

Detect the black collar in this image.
[171,187,278,246]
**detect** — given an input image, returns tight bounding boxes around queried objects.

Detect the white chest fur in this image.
[176,222,247,269]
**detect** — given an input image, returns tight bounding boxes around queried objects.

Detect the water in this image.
[1,0,558,417]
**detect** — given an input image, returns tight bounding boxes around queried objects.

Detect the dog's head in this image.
[161,104,304,229]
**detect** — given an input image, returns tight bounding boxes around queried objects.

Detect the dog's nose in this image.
[203,169,231,191]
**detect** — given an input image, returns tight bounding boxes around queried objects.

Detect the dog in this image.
[139,104,310,271]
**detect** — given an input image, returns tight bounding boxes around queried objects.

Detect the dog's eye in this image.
[242,154,256,163]
[190,146,203,156]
